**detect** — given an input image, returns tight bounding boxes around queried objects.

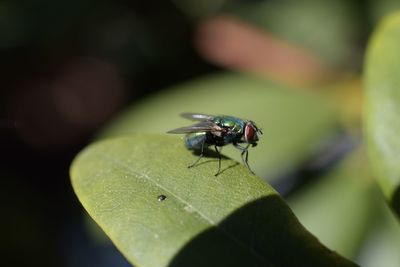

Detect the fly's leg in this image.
[188,140,205,168]
[233,143,247,165]
[234,143,254,174]
[244,148,255,174]
[214,145,222,176]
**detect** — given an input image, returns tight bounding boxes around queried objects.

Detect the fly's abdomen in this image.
[185,132,207,150]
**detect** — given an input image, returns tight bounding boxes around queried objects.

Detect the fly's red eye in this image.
[245,124,255,142]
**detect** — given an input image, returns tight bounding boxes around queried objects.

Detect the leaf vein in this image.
[99,153,268,264]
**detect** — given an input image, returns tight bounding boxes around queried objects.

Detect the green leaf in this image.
[364,11,400,216]
[99,73,338,181]
[71,134,358,267]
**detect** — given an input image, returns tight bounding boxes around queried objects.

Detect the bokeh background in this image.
[1,0,400,266]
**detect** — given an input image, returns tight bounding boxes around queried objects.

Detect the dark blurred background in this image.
[1,0,399,266]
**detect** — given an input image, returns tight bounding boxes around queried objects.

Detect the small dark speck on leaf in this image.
[158,195,167,202]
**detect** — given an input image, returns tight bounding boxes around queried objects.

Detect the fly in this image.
[167,113,262,176]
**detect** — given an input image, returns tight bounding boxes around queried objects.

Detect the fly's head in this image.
[244,121,262,147]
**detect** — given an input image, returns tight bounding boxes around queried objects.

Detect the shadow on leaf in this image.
[169,195,358,267]
[191,148,230,158]
[189,148,239,175]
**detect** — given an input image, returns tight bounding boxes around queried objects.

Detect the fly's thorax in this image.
[214,116,244,134]
[219,116,244,129]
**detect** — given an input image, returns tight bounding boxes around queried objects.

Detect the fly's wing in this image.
[180,112,215,121]
[167,121,220,134]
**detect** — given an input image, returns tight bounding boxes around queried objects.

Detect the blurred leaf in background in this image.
[288,149,375,260]
[194,15,338,87]
[357,198,400,267]
[364,11,400,216]
[367,0,400,24]
[225,0,363,69]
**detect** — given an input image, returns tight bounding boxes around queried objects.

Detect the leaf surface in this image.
[71,134,358,267]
